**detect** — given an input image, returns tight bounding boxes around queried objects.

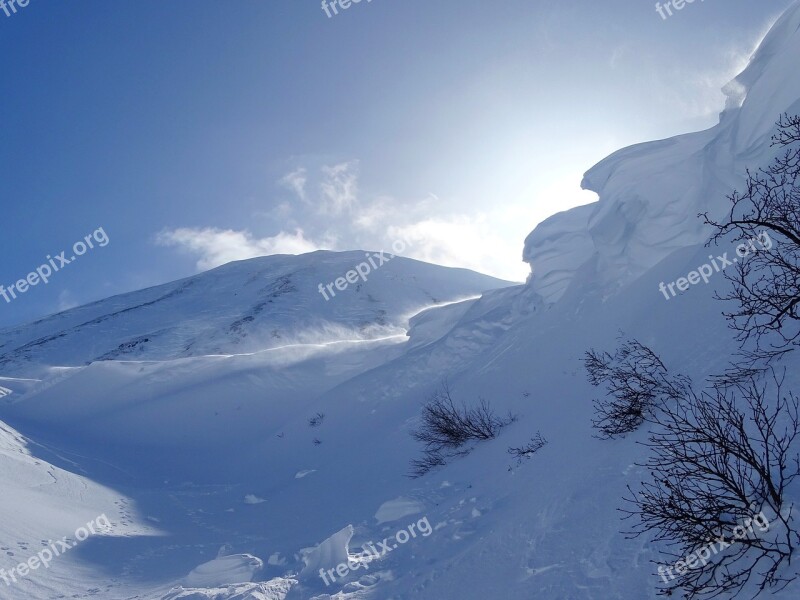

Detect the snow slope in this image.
[0,251,513,375]
[2,3,800,600]
[6,240,797,600]
[0,253,514,600]
[0,419,160,600]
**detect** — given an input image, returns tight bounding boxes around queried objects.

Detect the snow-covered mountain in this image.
[0,252,517,599]
[1,3,800,600]
[0,251,513,374]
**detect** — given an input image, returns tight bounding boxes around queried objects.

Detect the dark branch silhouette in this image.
[586,338,800,598]
[409,381,516,477]
[703,114,800,347]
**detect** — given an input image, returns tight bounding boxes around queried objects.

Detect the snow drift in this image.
[523,1,800,303]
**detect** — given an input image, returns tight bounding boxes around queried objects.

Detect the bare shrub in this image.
[584,338,688,438]
[409,381,516,477]
[508,432,548,466]
[590,338,800,597]
[624,370,800,598]
[703,113,800,347]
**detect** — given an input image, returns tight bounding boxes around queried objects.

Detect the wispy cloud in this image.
[280,168,308,203]
[156,227,325,271]
[319,160,359,215]
[158,157,539,281]
[273,160,537,281]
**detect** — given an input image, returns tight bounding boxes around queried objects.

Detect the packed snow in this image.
[2,3,800,599]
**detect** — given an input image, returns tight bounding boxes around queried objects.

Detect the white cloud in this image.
[280,168,308,202]
[275,160,537,281]
[319,161,359,215]
[159,165,559,281]
[156,227,324,271]
[353,195,397,230]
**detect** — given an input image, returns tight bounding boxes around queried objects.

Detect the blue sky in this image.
[0,0,793,327]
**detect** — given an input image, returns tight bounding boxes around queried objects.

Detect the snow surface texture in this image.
[523,2,800,303]
[185,554,264,587]
[0,251,512,376]
[1,3,800,599]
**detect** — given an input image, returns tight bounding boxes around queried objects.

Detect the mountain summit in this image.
[0,251,513,373]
